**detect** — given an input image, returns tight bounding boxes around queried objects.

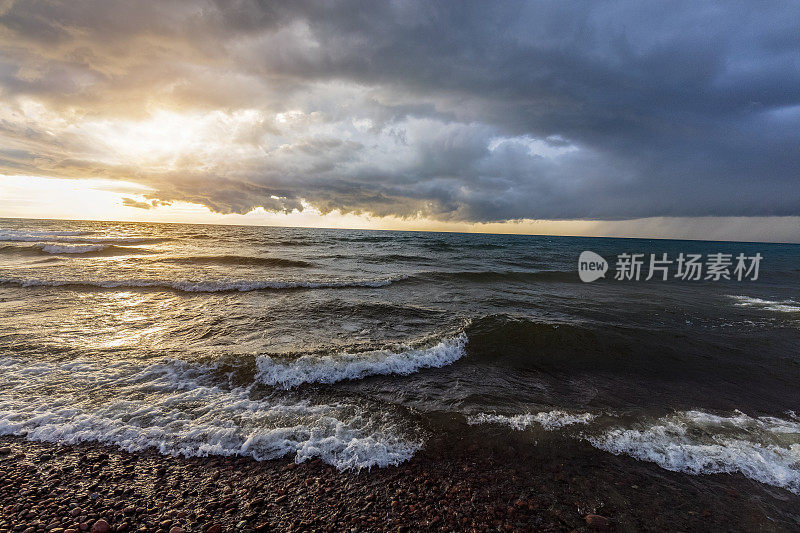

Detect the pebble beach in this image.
[3,426,799,532]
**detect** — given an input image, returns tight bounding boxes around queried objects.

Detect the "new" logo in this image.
[578,251,608,282]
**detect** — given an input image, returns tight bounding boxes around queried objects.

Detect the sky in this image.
[1,0,798,242]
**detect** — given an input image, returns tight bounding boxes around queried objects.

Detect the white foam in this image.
[0,230,92,238]
[38,244,107,254]
[0,276,405,292]
[0,357,420,471]
[257,334,467,389]
[730,295,800,313]
[588,410,800,494]
[0,231,162,245]
[467,410,596,430]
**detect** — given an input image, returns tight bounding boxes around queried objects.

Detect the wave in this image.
[462,243,507,250]
[467,410,596,430]
[0,276,405,292]
[730,295,800,313]
[0,243,103,255]
[272,239,315,246]
[588,410,800,494]
[463,315,613,366]
[404,270,578,284]
[363,253,433,264]
[0,232,170,245]
[307,300,445,321]
[161,255,312,268]
[461,314,735,377]
[0,244,154,256]
[0,230,93,238]
[0,357,420,471]
[333,236,394,243]
[38,243,106,254]
[421,241,456,252]
[256,334,467,389]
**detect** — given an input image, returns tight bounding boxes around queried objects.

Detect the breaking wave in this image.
[0,243,154,256]
[0,357,420,471]
[588,410,800,494]
[38,243,106,254]
[0,231,169,245]
[257,334,468,389]
[0,230,93,238]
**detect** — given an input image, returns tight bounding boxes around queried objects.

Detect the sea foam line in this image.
[729,295,800,313]
[467,410,596,431]
[257,333,468,389]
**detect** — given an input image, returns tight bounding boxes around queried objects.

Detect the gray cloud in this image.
[1,0,798,222]
[121,197,153,210]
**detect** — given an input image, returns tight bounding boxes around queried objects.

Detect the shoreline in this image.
[2,429,798,532]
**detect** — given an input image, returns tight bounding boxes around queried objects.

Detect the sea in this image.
[0,218,798,495]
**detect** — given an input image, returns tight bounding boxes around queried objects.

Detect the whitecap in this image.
[256,333,467,389]
[0,230,92,238]
[729,295,800,313]
[588,410,800,494]
[0,357,420,471]
[0,232,165,245]
[38,244,107,254]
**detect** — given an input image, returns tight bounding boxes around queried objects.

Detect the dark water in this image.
[1,218,798,494]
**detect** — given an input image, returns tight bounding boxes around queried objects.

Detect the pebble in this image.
[585,514,610,530]
[90,520,110,533]
[6,434,782,532]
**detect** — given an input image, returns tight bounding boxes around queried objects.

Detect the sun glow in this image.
[86,108,272,168]
[3,174,800,242]
[0,99,277,172]
[2,101,798,243]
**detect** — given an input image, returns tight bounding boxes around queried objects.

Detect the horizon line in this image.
[3,216,798,246]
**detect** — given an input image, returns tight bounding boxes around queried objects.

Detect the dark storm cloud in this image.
[0,0,798,221]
